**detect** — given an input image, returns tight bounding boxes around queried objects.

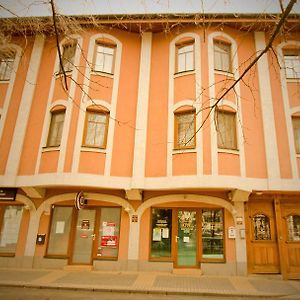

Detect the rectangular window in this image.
[216,110,237,150]
[83,111,109,148]
[292,117,300,153]
[284,54,300,79]
[0,205,23,255]
[47,110,65,147]
[214,41,231,73]
[97,207,121,258]
[177,43,194,73]
[202,209,224,260]
[47,206,73,256]
[150,208,172,259]
[174,111,196,149]
[94,44,115,74]
[60,42,77,73]
[0,52,15,81]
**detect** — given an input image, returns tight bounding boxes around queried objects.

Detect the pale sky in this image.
[0,0,299,18]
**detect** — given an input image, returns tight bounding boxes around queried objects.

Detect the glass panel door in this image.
[72,209,96,264]
[176,210,197,267]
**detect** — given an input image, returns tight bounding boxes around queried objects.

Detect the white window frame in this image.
[214,40,232,73]
[93,43,115,74]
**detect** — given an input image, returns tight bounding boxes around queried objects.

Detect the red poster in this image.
[101,235,118,247]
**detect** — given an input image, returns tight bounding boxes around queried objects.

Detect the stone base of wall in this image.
[201,262,237,276]
[93,260,128,271]
[33,257,68,269]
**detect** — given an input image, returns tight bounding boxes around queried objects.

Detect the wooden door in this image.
[246,201,280,273]
[281,202,300,279]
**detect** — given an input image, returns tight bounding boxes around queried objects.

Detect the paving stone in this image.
[0,270,49,282]
[249,279,300,295]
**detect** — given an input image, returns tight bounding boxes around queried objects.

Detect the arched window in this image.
[47,106,66,147]
[82,105,109,149]
[213,39,232,73]
[292,115,300,153]
[175,38,195,74]
[0,48,16,81]
[59,39,77,73]
[283,47,300,79]
[252,214,271,240]
[93,38,116,74]
[286,215,300,241]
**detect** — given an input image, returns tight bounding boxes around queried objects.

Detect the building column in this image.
[231,189,250,276]
[127,213,141,271]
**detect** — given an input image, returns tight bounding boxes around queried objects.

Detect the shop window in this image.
[214,40,232,73]
[252,214,271,240]
[176,41,194,73]
[47,206,73,256]
[47,108,65,147]
[202,209,224,260]
[0,205,23,255]
[292,117,300,153]
[97,207,121,258]
[83,110,109,148]
[284,51,300,79]
[93,41,115,74]
[174,110,196,149]
[150,208,172,259]
[216,110,237,150]
[287,215,300,242]
[0,50,16,81]
[59,40,77,73]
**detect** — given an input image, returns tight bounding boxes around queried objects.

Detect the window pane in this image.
[47,207,73,255]
[97,208,121,258]
[252,214,271,240]
[0,206,23,254]
[202,209,224,259]
[292,117,300,153]
[217,111,237,150]
[94,45,114,74]
[214,41,231,72]
[177,53,185,72]
[284,55,300,79]
[151,208,172,258]
[185,51,194,71]
[0,57,15,81]
[47,111,65,147]
[177,43,194,73]
[176,112,195,148]
[287,215,300,241]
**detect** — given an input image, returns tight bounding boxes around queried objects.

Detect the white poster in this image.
[183,236,190,243]
[55,221,65,234]
[152,228,162,241]
[162,228,169,239]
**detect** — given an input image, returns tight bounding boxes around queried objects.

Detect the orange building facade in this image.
[0,16,299,279]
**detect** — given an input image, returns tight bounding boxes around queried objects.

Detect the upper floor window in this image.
[176,41,194,73]
[47,108,65,147]
[214,40,231,73]
[174,110,196,149]
[59,40,77,73]
[284,51,300,79]
[93,41,116,74]
[83,109,109,148]
[216,110,237,150]
[0,50,16,81]
[292,116,300,153]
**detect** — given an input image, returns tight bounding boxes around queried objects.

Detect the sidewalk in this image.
[0,268,299,298]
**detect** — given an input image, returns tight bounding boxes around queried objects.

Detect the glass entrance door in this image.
[176,210,198,267]
[71,209,96,264]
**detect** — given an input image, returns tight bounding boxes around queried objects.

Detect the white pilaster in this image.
[254,32,280,185]
[131,32,152,188]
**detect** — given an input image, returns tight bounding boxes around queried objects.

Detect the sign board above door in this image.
[0,188,17,201]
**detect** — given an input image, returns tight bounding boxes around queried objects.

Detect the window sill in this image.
[201,258,225,263]
[0,79,10,84]
[81,146,107,153]
[42,146,60,152]
[286,78,300,83]
[173,148,197,154]
[214,70,234,78]
[296,153,300,158]
[174,70,195,78]
[0,253,15,257]
[217,148,239,155]
[90,71,114,78]
[55,71,73,79]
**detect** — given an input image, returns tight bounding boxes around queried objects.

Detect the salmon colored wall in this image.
[139,208,150,260]
[173,152,197,175]
[268,50,293,178]
[201,37,212,175]
[0,40,34,175]
[39,151,59,173]
[218,153,240,176]
[118,210,129,260]
[145,33,169,177]
[18,39,57,175]
[174,74,196,103]
[288,83,300,109]
[52,77,69,101]
[297,158,300,177]
[89,75,113,102]
[110,31,140,177]
[224,209,235,262]
[35,213,50,257]
[214,74,236,103]
[78,151,105,174]
[238,33,267,178]
[15,208,29,257]
[0,84,8,108]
